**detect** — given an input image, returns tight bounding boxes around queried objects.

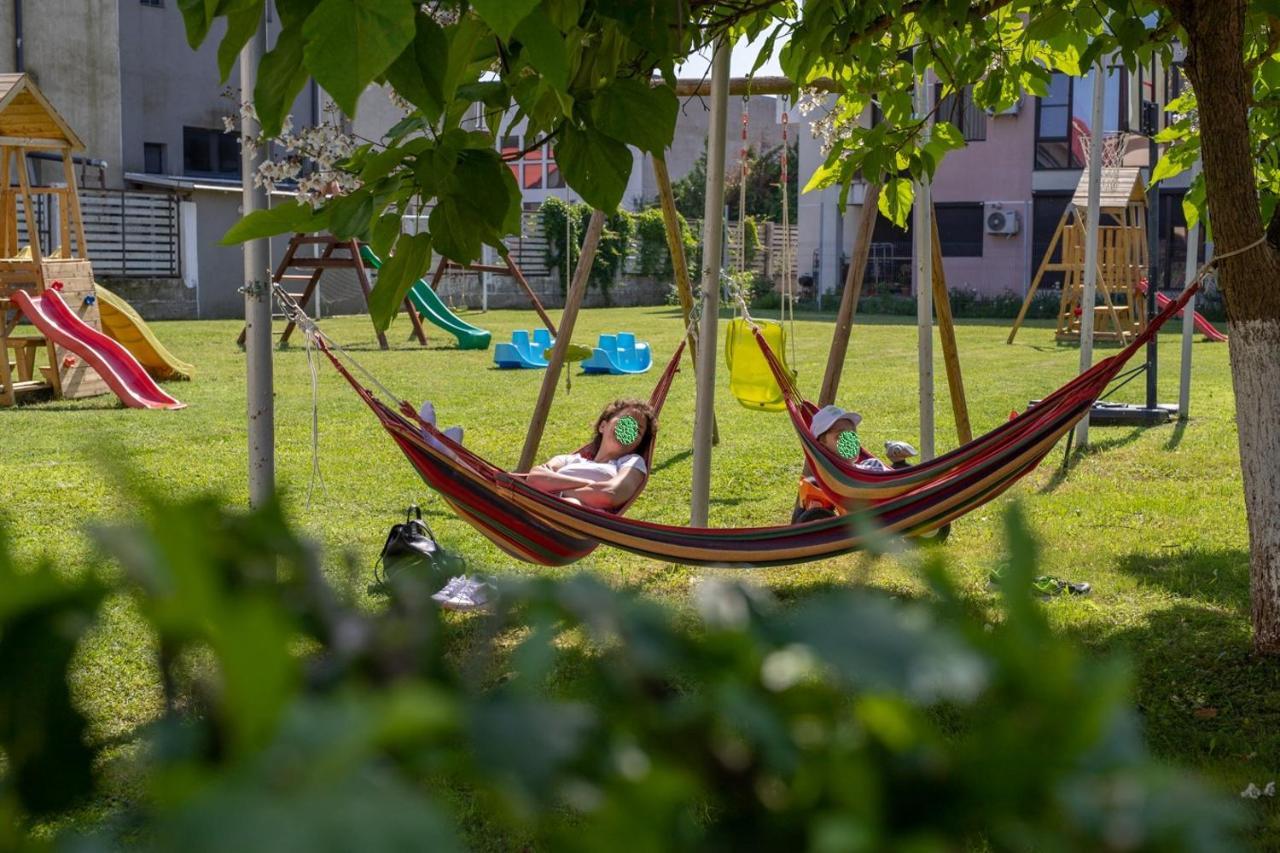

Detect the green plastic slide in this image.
[359,245,492,350]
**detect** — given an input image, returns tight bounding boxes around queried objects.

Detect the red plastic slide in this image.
[1151,290,1229,342]
[11,288,185,409]
[1136,280,1228,342]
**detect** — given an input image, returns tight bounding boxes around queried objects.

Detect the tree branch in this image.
[845,0,1019,50]
[1245,16,1280,74]
[502,123,566,161]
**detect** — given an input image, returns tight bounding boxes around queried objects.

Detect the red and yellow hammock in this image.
[310,281,1201,568]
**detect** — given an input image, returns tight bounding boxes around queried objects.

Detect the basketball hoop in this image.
[1078,131,1130,193]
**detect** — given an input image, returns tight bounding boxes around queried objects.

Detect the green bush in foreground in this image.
[0,492,1240,851]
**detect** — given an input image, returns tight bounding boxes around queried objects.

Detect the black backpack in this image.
[372,505,448,589]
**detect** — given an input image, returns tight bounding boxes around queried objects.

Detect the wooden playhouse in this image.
[0,73,109,406]
[1009,167,1149,345]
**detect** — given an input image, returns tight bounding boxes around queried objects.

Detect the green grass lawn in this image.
[5,303,1278,843]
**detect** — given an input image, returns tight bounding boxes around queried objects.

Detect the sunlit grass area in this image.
[4,303,1276,842]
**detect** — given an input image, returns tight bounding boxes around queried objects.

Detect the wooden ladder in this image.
[237,234,427,350]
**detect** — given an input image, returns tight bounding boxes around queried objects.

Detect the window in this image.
[502,134,562,190]
[935,203,984,257]
[1035,69,1126,169]
[143,143,166,175]
[934,85,986,141]
[140,0,163,6]
[183,126,239,177]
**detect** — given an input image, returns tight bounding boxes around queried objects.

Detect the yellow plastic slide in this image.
[94,284,194,381]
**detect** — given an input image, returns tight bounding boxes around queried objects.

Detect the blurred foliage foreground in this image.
[0,488,1241,851]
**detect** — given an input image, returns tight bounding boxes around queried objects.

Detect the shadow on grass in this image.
[1164,417,1188,450]
[1062,600,1280,833]
[1113,546,1251,611]
[1035,429,1145,496]
[651,449,692,474]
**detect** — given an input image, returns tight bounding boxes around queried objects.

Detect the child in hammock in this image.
[791,405,917,523]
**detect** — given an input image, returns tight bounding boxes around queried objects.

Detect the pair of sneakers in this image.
[418,401,464,457]
[432,575,497,611]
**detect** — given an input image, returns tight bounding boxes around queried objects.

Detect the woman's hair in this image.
[587,398,657,460]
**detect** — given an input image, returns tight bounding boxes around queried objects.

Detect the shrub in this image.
[539,197,634,305]
[0,489,1240,851]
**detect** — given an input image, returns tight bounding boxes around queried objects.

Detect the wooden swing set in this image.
[1008,167,1148,345]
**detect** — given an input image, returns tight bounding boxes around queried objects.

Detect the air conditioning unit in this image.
[984,203,1020,236]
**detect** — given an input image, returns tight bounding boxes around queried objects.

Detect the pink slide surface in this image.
[11,289,185,409]
[1152,291,1229,342]
[1137,280,1228,342]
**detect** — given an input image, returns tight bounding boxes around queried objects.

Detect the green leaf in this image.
[470,0,539,40]
[254,24,311,136]
[878,177,915,228]
[385,14,448,123]
[514,10,570,92]
[555,124,632,212]
[221,202,329,245]
[429,198,485,264]
[302,0,416,116]
[450,149,519,227]
[556,343,594,362]
[591,79,678,155]
[217,2,265,82]
[803,161,841,194]
[328,190,376,240]
[441,13,493,106]
[369,232,431,331]
[931,121,966,152]
[177,0,219,48]
[371,213,403,259]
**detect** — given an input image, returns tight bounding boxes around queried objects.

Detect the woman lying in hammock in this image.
[512,399,656,510]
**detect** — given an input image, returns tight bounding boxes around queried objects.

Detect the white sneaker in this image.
[435,576,496,612]
[431,574,469,602]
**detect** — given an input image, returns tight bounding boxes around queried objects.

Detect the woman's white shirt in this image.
[546,453,647,483]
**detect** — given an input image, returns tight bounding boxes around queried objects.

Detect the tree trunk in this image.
[1175,0,1280,654]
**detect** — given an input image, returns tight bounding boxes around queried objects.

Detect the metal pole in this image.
[241,17,274,507]
[913,75,935,461]
[1075,64,1106,446]
[1178,159,1202,419]
[689,38,731,527]
[1146,59,1161,411]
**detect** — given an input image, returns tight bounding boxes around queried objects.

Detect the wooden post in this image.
[818,182,881,407]
[929,213,972,444]
[516,209,605,472]
[504,253,558,336]
[60,153,87,257]
[1008,207,1068,344]
[653,153,717,443]
[16,148,43,264]
[1,149,11,258]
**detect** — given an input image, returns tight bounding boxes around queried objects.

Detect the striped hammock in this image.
[753,282,1204,508]
[306,280,1200,568]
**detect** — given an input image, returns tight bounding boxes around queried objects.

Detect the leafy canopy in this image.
[193,1,1276,327]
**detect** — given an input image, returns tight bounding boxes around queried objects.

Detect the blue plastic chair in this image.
[581,331,652,374]
[494,329,555,369]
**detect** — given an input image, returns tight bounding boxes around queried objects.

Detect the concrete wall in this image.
[99,276,197,320]
[428,271,668,311]
[0,0,123,185]
[926,98,1035,296]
